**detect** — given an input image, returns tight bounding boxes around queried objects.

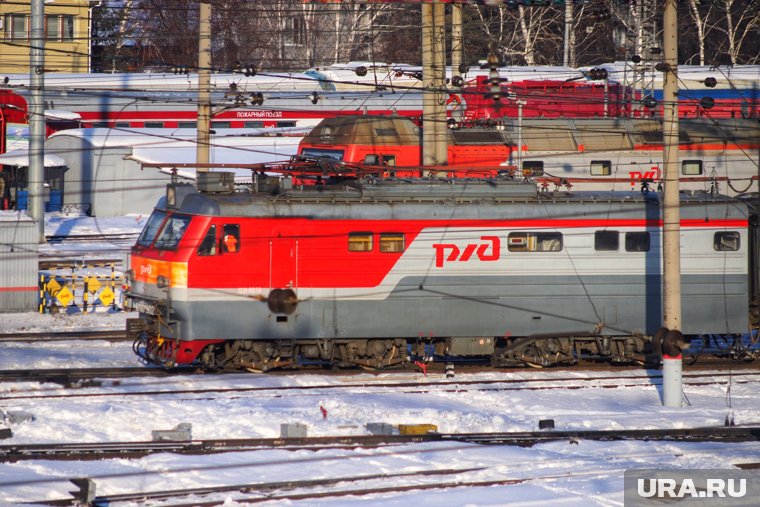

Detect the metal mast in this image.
[29,0,45,241]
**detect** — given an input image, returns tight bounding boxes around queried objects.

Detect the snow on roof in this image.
[0,149,67,167]
[44,109,81,120]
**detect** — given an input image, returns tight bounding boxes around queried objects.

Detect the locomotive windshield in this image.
[301,148,345,161]
[136,210,167,247]
[135,210,191,250]
[153,214,192,250]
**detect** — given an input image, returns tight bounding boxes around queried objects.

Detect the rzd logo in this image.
[433,236,500,267]
[629,167,661,187]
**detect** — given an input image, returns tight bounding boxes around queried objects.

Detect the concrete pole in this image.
[563,0,573,67]
[451,3,463,79]
[197,1,212,172]
[662,0,682,407]
[421,3,434,169]
[29,0,45,241]
[433,1,447,166]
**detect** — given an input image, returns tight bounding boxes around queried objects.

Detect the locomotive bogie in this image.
[127,179,758,370]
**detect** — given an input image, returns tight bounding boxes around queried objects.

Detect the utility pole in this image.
[563,0,573,67]
[29,0,45,241]
[451,2,463,81]
[197,1,211,173]
[421,2,434,168]
[433,0,447,167]
[661,0,682,408]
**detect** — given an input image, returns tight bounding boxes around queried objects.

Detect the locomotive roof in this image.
[169,178,750,222]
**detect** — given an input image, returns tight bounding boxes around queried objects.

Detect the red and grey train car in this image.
[125,174,760,370]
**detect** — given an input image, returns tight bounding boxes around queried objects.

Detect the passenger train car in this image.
[297,115,760,196]
[125,173,760,370]
[1,63,757,134]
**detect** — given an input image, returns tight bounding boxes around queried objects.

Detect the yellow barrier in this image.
[39,262,125,314]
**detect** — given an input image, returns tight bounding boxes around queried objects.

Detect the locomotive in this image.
[125,170,760,370]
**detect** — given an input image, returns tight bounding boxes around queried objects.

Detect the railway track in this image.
[2,427,759,463]
[0,330,127,343]
[2,368,758,401]
[44,233,139,244]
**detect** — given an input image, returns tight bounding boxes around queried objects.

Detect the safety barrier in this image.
[39,261,125,314]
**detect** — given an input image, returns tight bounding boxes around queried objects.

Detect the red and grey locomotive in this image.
[125,172,760,370]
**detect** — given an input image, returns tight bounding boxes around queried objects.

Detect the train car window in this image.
[244,121,264,128]
[277,121,296,128]
[115,122,130,128]
[590,160,612,176]
[153,214,192,250]
[380,233,405,253]
[222,224,240,253]
[212,121,231,129]
[508,232,562,252]
[348,232,373,252]
[595,230,619,251]
[137,210,167,247]
[179,121,197,129]
[625,232,650,252]
[144,121,164,128]
[682,160,703,175]
[522,161,544,177]
[197,225,217,256]
[714,231,740,251]
[364,155,380,165]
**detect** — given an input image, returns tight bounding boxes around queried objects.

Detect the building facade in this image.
[0,0,94,74]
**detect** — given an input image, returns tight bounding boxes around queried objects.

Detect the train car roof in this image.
[168,178,750,222]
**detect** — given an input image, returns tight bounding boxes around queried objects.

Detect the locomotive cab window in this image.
[714,231,740,251]
[595,230,619,251]
[197,225,217,256]
[348,232,373,252]
[522,161,544,177]
[625,232,650,252]
[590,160,612,176]
[508,232,562,252]
[364,154,380,165]
[682,160,703,175]
[379,233,405,253]
[222,224,240,253]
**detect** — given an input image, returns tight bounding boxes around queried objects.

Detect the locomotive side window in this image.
[348,232,373,252]
[197,225,217,256]
[222,224,240,253]
[153,214,192,250]
[625,232,650,252]
[714,231,740,251]
[364,154,380,165]
[522,161,544,177]
[682,160,703,175]
[595,230,619,251]
[508,232,562,252]
[379,233,405,253]
[383,155,396,166]
[137,210,167,247]
[590,160,612,176]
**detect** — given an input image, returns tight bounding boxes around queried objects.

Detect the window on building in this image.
[45,15,74,41]
[594,230,619,251]
[714,231,740,251]
[625,232,650,252]
[508,232,563,252]
[6,14,27,40]
[379,233,405,253]
[682,160,703,175]
[522,161,544,177]
[348,232,373,252]
[590,160,612,176]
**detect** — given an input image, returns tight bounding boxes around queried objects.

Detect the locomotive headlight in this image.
[156,275,170,289]
[167,186,176,208]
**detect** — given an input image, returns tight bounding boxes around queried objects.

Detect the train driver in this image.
[223,224,240,253]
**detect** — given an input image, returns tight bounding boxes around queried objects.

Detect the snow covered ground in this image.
[0,214,758,505]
